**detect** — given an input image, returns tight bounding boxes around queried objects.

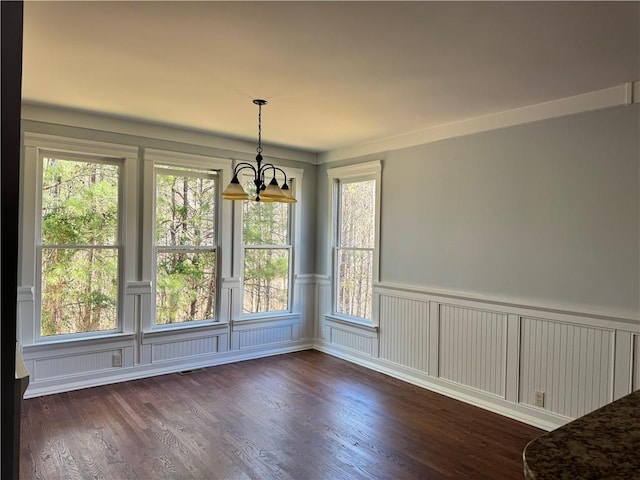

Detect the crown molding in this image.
[318,81,640,164]
[21,81,639,167]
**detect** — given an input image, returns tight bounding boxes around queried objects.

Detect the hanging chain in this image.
[256,102,263,154]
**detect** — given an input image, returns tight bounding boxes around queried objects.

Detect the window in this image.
[337,179,375,319]
[328,161,381,323]
[154,166,217,325]
[39,154,121,336]
[241,177,292,315]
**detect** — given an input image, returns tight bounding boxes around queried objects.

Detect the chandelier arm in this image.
[233,162,258,177]
[268,165,289,185]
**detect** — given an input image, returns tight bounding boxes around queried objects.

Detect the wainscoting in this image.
[19,275,316,398]
[315,280,639,431]
[18,274,638,431]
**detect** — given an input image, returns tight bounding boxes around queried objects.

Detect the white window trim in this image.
[327,160,382,326]
[231,162,304,322]
[142,148,233,332]
[21,133,139,345]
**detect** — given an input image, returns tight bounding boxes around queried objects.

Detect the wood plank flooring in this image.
[20,350,543,479]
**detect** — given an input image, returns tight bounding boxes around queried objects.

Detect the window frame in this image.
[21,133,139,345]
[327,161,382,326]
[232,162,303,321]
[143,149,232,332]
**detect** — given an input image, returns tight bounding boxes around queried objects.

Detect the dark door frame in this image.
[1,1,24,478]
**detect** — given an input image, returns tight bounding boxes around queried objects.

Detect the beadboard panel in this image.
[328,328,375,356]
[379,294,429,372]
[519,317,613,418]
[315,276,331,340]
[324,318,378,357]
[151,336,218,363]
[633,334,640,392]
[33,348,125,381]
[238,324,295,349]
[294,277,316,340]
[438,304,507,397]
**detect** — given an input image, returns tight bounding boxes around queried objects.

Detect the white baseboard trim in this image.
[313,339,567,431]
[25,340,314,399]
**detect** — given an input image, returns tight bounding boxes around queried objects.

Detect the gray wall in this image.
[317,105,640,316]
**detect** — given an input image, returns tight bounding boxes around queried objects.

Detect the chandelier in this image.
[221,99,296,203]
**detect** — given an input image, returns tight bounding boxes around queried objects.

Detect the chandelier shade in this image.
[221,175,249,200]
[222,100,297,204]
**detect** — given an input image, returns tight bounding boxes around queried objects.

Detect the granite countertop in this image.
[523,390,640,480]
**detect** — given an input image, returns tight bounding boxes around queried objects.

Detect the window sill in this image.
[232,312,301,328]
[23,332,136,354]
[324,314,378,333]
[142,321,229,343]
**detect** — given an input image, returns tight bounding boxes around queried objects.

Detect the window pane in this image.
[156,251,216,324]
[243,195,289,245]
[337,249,373,320]
[155,173,216,247]
[243,248,289,314]
[42,158,119,245]
[339,180,375,249]
[41,248,118,336]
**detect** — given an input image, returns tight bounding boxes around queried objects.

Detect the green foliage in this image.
[155,251,216,324]
[155,172,215,247]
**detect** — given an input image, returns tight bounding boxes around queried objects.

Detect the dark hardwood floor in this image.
[20,350,543,479]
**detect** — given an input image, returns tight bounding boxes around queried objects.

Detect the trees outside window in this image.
[155,166,217,324]
[336,180,375,319]
[241,178,291,315]
[40,156,120,336]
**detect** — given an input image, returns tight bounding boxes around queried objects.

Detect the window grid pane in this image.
[155,172,216,247]
[155,250,216,324]
[336,248,373,319]
[243,184,290,246]
[243,248,290,314]
[339,180,375,249]
[42,157,119,246]
[41,247,118,336]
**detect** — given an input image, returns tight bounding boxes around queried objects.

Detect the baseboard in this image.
[313,339,567,431]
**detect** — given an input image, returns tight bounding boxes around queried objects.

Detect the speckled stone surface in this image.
[523,390,640,480]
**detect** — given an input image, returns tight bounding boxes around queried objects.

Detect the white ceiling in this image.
[22,1,640,153]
